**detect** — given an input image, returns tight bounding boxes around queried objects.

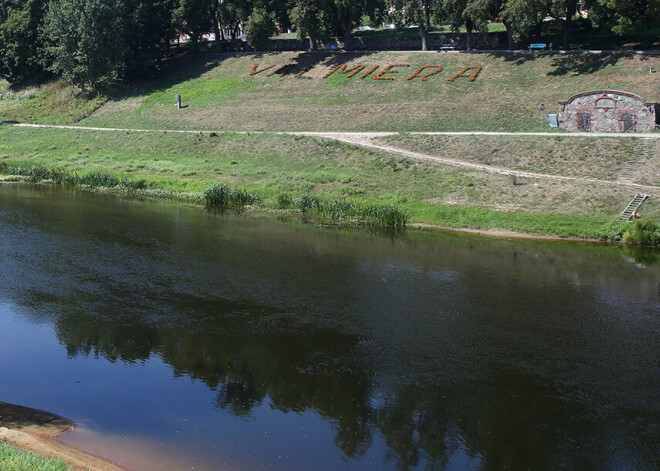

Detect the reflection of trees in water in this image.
[55,298,484,468]
[51,292,660,471]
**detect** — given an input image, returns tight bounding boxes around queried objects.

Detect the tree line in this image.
[0,0,657,87]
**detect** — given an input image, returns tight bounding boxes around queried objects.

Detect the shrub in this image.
[204,184,259,207]
[622,220,660,245]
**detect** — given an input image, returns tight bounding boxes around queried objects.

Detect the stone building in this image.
[558,90,658,133]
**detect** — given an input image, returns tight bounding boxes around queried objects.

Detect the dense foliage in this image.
[0,0,657,86]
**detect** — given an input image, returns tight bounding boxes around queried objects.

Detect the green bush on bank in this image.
[622,220,660,245]
[0,443,70,471]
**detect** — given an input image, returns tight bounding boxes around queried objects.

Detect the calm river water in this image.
[0,184,658,471]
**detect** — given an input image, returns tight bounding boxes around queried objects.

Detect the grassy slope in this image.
[75,52,660,132]
[0,444,70,471]
[0,51,658,238]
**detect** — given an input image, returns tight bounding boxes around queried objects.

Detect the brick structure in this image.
[558,90,658,133]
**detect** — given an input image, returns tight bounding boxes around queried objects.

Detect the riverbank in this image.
[1,125,658,241]
[0,402,125,471]
[0,51,657,241]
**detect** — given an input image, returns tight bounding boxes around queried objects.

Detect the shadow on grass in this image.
[547,54,622,76]
[486,51,625,76]
[99,49,385,104]
[100,53,224,102]
[247,50,382,77]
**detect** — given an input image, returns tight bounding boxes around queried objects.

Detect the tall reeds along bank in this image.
[622,220,660,245]
[204,184,260,207]
[0,163,148,190]
[279,193,407,228]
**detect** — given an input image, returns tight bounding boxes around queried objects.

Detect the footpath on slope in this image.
[3,122,659,192]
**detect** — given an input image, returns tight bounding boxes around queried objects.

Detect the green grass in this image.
[1,125,650,239]
[0,80,106,125]
[137,77,254,111]
[76,52,660,133]
[2,52,659,133]
[0,444,70,471]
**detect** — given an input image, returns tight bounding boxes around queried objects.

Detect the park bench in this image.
[529,43,550,52]
[440,44,457,51]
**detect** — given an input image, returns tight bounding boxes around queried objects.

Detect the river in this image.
[0,184,658,470]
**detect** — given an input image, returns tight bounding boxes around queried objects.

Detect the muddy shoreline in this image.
[0,402,125,471]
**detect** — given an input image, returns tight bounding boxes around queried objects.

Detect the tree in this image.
[442,0,493,50]
[335,0,385,44]
[42,0,126,87]
[173,0,213,48]
[122,0,176,77]
[0,0,49,84]
[245,7,275,50]
[290,0,335,50]
[217,0,249,41]
[388,0,441,51]
[588,0,660,33]
[498,0,547,49]
[547,0,580,50]
[42,0,173,88]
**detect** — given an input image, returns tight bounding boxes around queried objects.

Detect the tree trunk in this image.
[211,6,222,53]
[562,0,577,50]
[309,31,318,51]
[420,25,429,51]
[503,20,514,50]
[420,5,431,51]
[562,17,570,50]
[466,20,473,51]
[343,10,353,50]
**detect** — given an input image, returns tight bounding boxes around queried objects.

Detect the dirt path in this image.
[2,122,659,192]
[0,402,125,471]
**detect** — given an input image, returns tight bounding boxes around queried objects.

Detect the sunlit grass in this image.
[0,444,70,471]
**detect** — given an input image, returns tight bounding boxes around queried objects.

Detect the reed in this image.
[282,193,407,228]
[0,164,148,190]
[204,184,259,207]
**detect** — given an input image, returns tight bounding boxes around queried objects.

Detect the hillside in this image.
[86,52,660,132]
[3,51,658,132]
[0,51,659,241]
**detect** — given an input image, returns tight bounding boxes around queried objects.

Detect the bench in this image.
[440,44,457,51]
[529,43,548,51]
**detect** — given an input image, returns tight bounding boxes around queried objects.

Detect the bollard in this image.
[175,94,182,109]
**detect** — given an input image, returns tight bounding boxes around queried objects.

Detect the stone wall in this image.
[558,91,658,133]
[268,32,510,52]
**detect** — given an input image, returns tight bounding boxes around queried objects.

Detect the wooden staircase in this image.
[618,194,649,222]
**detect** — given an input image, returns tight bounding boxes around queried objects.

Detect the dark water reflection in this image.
[0,184,658,470]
